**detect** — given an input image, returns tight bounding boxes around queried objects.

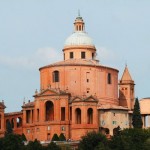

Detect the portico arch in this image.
[45,101,54,121]
[87,108,93,124]
[75,108,81,124]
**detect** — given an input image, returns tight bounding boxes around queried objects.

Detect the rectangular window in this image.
[112,121,117,125]
[92,53,94,59]
[81,52,85,59]
[70,52,73,59]
[61,126,65,131]
[47,126,50,131]
[61,107,65,121]
[27,129,30,134]
[107,73,111,84]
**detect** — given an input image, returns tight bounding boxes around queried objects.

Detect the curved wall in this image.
[40,64,119,105]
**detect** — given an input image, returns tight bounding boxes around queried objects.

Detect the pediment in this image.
[70,95,98,103]
[71,96,82,103]
[83,95,98,102]
[34,89,60,97]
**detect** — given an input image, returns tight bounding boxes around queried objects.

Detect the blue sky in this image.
[0,0,150,112]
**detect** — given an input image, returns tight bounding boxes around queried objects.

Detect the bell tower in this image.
[119,65,135,110]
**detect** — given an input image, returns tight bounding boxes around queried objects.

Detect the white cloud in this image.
[0,47,62,69]
[96,46,118,62]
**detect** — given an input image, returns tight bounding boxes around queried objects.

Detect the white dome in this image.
[64,31,94,46]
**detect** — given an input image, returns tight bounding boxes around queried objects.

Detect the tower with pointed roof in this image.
[119,65,135,110]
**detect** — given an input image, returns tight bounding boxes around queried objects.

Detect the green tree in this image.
[21,133,27,141]
[46,142,61,150]
[78,131,108,150]
[132,97,143,128]
[2,134,25,150]
[0,137,4,150]
[59,133,66,141]
[143,138,150,150]
[109,128,150,150]
[26,139,43,150]
[52,133,59,141]
[5,120,13,135]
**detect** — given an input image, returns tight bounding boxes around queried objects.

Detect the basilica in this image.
[0,14,149,141]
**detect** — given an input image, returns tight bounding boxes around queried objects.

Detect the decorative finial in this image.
[2,100,4,104]
[23,97,25,105]
[35,89,38,94]
[125,60,127,67]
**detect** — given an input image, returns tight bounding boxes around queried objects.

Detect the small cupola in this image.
[74,12,85,32]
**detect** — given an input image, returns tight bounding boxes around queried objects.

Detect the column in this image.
[142,115,145,128]
[23,110,26,124]
[148,115,150,127]
[30,110,33,123]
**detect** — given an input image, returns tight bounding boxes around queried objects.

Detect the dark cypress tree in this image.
[59,133,66,141]
[52,133,59,141]
[132,97,143,128]
[21,133,27,141]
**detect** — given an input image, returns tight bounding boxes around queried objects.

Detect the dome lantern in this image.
[74,11,85,32]
[63,14,96,61]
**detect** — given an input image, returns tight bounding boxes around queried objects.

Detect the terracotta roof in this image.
[140,97,150,101]
[41,59,99,67]
[22,101,34,108]
[39,59,119,72]
[98,104,128,110]
[5,111,22,116]
[121,66,133,81]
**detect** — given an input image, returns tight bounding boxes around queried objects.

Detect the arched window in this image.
[45,101,54,121]
[79,25,81,31]
[105,128,110,134]
[17,117,22,128]
[53,71,59,82]
[75,108,81,124]
[11,118,14,129]
[87,108,93,124]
